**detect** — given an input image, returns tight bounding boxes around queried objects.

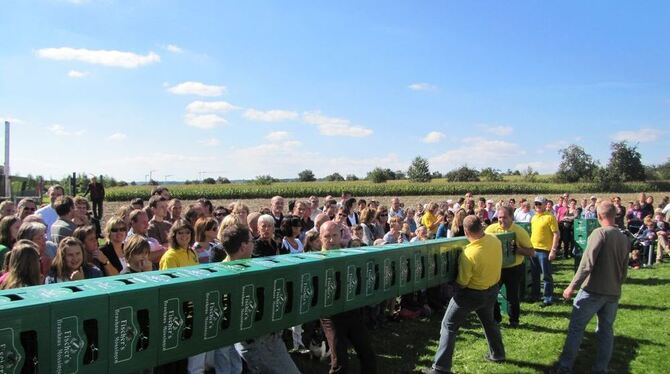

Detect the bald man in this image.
[319,221,377,373]
[554,201,629,374]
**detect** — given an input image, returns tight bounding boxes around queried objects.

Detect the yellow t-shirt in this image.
[159,247,198,270]
[421,211,438,233]
[530,211,559,251]
[456,233,502,290]
[485,223,533,268]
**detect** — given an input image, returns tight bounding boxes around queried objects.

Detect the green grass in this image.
[104,179,670,201]
[291,259,670,373]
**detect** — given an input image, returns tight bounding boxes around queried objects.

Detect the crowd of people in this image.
[0,180,668,373]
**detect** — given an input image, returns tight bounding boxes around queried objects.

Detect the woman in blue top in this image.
[45,237,102,283]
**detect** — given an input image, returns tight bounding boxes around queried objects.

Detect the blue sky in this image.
[1,0,668,182]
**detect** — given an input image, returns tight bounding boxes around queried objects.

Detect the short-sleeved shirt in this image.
[531,211,559,251]
[51,218,77,245]
[485,223,533,268]
[159,247,198,270]
[456,233,502,290]
[147,219,172,246]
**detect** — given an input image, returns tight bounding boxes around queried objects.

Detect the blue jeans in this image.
[557,289,619,374]
[432,286,505,372]
[530,250,554,303]
[214,345,242,374]
[235,332,300,374]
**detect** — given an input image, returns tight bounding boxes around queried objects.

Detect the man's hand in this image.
[562,286,575,301]
[70,268,85,281]
[549,249,557,261]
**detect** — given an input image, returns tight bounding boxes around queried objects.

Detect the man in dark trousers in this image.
[429,215,505,373]
[320,221,377,374]
[554,201,629,374]
[83,175,105,220]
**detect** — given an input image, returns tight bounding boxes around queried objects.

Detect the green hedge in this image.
[103,180,670,202]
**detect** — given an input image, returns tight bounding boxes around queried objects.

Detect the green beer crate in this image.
[352,245,401,303]
[276,253,331,322]
[133,269,208,364]
[35,282,110,374]
[331,248,381,312]
[298,250,358,317]
[0,288,50,374]
[396,246,415,296]
[574,219,599,234]
[435,238,466,284]
[497,233,517,268]
[87,275,161,373]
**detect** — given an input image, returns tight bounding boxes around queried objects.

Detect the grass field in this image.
[290,259,670,373]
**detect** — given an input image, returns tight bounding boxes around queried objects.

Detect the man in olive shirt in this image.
[486,206,535,327]
[530,196,560,306]
[429,215,505,374]
[554,201,629,374]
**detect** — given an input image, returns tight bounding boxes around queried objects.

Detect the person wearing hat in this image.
[530,196,560,306]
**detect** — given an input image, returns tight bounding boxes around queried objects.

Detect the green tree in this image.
[216,176,231,184]
[202,177,216,184]
[522,166,539,182]
[325,172,345,182]
[607,141,645,181]
[444,166,480,182]
[593,166,623,192]
[407,156,432,182]
[367,167,389,183]
[298,169,316,182]
[555,145,597,183]
[480,167,503,182]
[254,175,275,185]
[345,174,359,181]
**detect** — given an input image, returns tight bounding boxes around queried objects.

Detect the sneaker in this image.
[540,301,553,308]
[509,321,519,328]
[484,354,506,363]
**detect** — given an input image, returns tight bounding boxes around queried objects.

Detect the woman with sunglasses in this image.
[99,217,128,272]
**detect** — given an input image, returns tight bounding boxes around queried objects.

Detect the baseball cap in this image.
[534,196,546,204]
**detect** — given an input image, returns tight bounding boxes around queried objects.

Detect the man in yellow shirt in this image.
[530,196,560,307]
[485,206,535,327]
[429,216,505,374]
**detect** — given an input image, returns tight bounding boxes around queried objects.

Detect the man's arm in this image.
[456,252,473,288]
[549,217,561,260]
[563,230,603,300]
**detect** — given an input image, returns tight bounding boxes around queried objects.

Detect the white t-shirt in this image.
[36,205,58,241]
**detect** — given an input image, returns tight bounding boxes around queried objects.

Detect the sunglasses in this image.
[111,227,127,233]
[534,202,543,206]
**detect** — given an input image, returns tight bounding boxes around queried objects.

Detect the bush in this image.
[445,166,480,182]
[407,156,432,182]
[325,173,345,182]
[254,175,275,185]
[217,177,231,184]
[593,167,623,192]
[298,169,316,182]
[367,167,389,183]
[480,167,503,182]
[202,177,216,184]
[346,174,359,181]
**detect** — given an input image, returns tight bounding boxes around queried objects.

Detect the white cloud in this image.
[167,81,226,97]
[430,137,525,169]
[244,109,299,122]
[184,113,227,129]
[266,131,290,142]
[302,111,373,137]
[422,131,445,144]
[408,82,437,91]
[199,138,220,147]
[476,124,513,136]
[47,124,85,137]
[107,132,127,141]
[186,100,239,114]
[36,47,160,68]
[67,70,89,78]
[544,140,569,150]
[166,44,183,53]
[611,128,661,143]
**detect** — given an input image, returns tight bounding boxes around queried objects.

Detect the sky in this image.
[1,0,669,182]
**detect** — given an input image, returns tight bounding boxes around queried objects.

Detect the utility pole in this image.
[164,174,172,182]
[3,121,10,198]
[148,170,157,182]
[198,171,209,181]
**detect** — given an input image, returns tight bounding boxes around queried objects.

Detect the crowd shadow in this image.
[618,302,669,312]
[624,277,670,286]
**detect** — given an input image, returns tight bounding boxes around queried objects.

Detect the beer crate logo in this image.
[399,256,409,287]
[383,258,393,291]
[346,265,357,301]
[204,291,223,340]
[414,253,423,284]
[427,254,436,280]
[0,328,22,374]
[299,273,313,315]
[324,268,336,307]
[113,306,138,363]
[240,284,256,330]
[271,278,286,321]
[161,298,183,351]
[365,261,375,296]
[440,253,448,277]
[55,316,85,374]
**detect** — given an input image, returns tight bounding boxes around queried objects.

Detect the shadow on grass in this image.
[618,302,669,312]
[570,332,658,373]
[624,277,670,286]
